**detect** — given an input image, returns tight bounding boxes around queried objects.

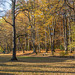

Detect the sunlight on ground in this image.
[0,54,75,75]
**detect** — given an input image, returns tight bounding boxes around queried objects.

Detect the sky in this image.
[0,0,29,17]
[0,0,11,16]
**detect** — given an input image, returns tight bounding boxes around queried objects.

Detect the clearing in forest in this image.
[0,53,75,75]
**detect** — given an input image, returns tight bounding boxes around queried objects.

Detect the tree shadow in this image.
[0,55,75,74]
[0,73,14,75]
[0,69,75,74]
[0,63,75,69]
[0,55,74,63]
[17,56,75,63]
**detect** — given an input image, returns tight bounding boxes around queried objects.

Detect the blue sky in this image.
[0,0,28,17]
[0,0,11,16]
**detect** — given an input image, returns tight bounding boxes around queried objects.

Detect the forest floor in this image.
[0,51,75,75]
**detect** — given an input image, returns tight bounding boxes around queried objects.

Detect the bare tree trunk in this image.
[51,35,54,55]
[45,27,48,52]
[28,33,30,51]
[38,30,41,52]
[38,40,41,52]
[52,18,56,52]
[31,0,36,53]
[25,36,27,51]
[32,29,36,53]
[68,18,72,53]
[63,10,68,54]
[65,12,68,54]
[18,37,24,53]
[11,0,17,60]
[48,25,51,47]
[51,17,55,55]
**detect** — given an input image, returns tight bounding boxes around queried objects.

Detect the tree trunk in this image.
[51,17,55,55]
[28,33,30,51]
[68,18,72,53]
[32,0,36,53]
[38,34,41,53]
[11,0,17,61]
[52,18,56,52]
[32,29,36,53]
[45,27,48,53]
[48,25,51,46]
[63,10,68,54]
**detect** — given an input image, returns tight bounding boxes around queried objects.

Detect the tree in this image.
[0,0,75,56]
[11,0,17,60]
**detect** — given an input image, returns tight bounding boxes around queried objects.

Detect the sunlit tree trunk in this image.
[50,18,55,55]
[52,18,56,52]
[63,10,68,54]
[68,17,72,53]
[32,0,36,53]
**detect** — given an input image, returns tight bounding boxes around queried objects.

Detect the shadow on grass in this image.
[0,69,75,74]
[0,55,74,63]
[0,63,75,69]
[17,56,74,63]
[0,73,14,75]
[0,55,75,74]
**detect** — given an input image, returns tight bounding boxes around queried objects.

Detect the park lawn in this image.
[0,53,75,75]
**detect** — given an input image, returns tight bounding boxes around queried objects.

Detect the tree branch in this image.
[66,1,74,10]
[1,17,13,26]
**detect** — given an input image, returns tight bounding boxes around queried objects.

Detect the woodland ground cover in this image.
[0,51,75,75]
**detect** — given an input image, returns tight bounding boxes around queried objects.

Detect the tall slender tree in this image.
[11,0,17,60]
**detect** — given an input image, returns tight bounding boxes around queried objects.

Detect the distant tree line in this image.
[0,0,75,60]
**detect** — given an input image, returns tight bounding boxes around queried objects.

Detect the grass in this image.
[0,53,75,75]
